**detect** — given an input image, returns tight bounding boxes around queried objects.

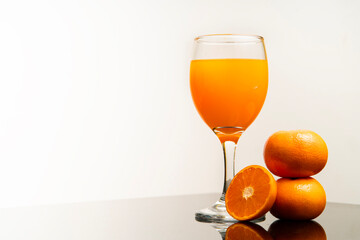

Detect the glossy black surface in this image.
[0,193,358,239]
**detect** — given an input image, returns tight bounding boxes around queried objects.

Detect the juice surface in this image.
[190,59,268,141]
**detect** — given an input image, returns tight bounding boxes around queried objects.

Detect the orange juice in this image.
[190,59,268,142]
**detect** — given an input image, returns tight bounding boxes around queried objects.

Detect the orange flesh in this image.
[225,165,276,221]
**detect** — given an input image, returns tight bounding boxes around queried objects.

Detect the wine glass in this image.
[190,34,268,222]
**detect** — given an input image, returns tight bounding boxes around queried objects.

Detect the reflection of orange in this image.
[270,178,326,220]
[268,220,326,240]
[225,165,277,221]
[226,222,272,240]
[264,130,328,178]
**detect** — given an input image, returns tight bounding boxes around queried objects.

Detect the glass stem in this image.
[220,141,237,201]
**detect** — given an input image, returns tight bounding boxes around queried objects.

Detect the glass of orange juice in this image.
[190,34,268,222]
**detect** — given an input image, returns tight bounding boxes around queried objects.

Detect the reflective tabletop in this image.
[0,193,358,239]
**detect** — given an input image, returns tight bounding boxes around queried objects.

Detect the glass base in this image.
[195,199,237,223]
[195,199,266,223]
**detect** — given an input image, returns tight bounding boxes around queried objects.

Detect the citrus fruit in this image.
[226,222,272,240]
[225,165,277,221]
[269,220,326,240]
[264,130,328,178]
[270,177,326,220]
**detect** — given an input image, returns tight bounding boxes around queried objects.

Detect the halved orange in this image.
[225,165,277,221]
[226,222,272,240]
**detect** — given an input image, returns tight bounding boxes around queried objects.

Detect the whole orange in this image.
[264,130,328,178]
[270,177,326,220]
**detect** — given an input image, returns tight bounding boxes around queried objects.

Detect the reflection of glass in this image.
[268,220,327,240]
[210,222,234,240]
[191,34,268,222]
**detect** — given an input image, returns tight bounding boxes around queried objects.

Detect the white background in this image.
[0,0,359,208]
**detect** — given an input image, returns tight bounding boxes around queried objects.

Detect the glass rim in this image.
[194,34,264,44]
